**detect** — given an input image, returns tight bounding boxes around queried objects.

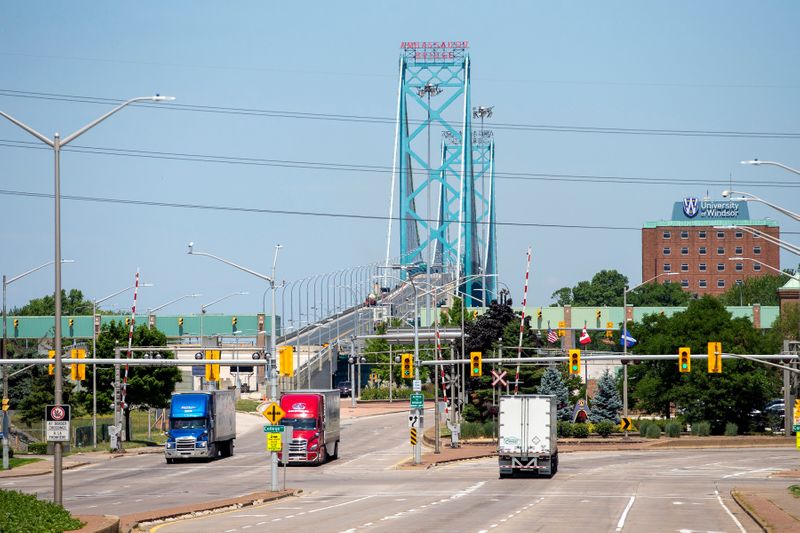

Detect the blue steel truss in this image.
[393,43,498,304]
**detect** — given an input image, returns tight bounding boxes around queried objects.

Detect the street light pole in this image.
[722,189,800,223]
[741,159,800,177]
[188,243,283,492]
[0,94,173,505]
[2,259,74,470]
[622,271,677,438]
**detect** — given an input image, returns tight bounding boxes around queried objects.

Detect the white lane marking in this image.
[224,529,236,532]
[722,467,778,479]
[715,489,746,533]
[308,495,374,514]
[616,496,635,532]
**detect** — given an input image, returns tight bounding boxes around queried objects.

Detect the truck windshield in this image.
[170,417,207,430]
[281,417,317,430]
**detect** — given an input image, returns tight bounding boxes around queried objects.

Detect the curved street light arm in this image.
[188,247,274,284]
[722,189,800,223]
[62,96,174,146]
[741,159,800,177]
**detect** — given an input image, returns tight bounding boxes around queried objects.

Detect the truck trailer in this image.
[279,389,340,465]
[164,390,236,463]
[497,394,558,478]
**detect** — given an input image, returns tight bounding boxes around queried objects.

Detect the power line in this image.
[1,138,798,189]
[3,88,800,139]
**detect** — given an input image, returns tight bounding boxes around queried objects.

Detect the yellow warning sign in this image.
[410,428,417,446]
[267,432,282,451]
[261,402,285,425]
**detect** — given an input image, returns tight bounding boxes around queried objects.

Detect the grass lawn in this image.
[790,485,800,498]
[8,457,42,469]
[236,399,260,412]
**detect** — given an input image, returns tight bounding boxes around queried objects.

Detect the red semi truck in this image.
[278,389,340,465]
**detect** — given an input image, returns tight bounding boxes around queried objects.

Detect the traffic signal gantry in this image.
[679,347,691,373]
[401,353,413,379]
[568,349,581,375]
[470,351,482,377]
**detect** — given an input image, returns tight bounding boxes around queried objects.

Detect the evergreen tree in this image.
[537,366,571,421]
[589,369,622,423]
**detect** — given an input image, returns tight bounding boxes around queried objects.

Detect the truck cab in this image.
[164,391,235,463]
[278,390,340,465]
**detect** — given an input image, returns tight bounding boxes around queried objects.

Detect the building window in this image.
[717,263,725,272]
[717,247,725,255]
[663,247,671,256]
[699,263,707,272]
[699,247,707,255]
[680,230,689,239]
[735,263,743,271]
[699,279,707,288]
[663,263,672,272]
[735,246,743,255]
[717,231,725,238]
[735,231,743,239]
[698,230,707,239]
[681,263,689,272]
[717,279,726,288]
[754,246,761,255]
[681,247,689,255]
[754,263,762,271]
[681,279,689,288]
[663,231,671,239]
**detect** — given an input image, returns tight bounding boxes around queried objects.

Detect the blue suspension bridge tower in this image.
[385,41,497,305]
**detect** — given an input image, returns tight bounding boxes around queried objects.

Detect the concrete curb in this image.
[69,515,120,533]
[122,489,300,532]
[730,490,769,533]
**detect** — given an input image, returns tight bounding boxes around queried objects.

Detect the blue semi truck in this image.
[164,390,236,463]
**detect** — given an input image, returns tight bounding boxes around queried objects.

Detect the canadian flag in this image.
[579,326,592,345]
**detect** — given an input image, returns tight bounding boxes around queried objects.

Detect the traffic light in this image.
[13,319,19,329]
[1,398,8,411]
[470,351,482,377]
[68,318,74,328]
[69,348,86,381]
[232,316,238,327]
[679,347,691,373]
[707,341,722,373]
[568,349,581,375]
[401,353,413,379]
[472,310,479,319]
[605,321,614,338]
[558,321,566,337]
[205,350,220,381]
[125,318,131,327]
[48,349,55,376]
[596,310,601,320]
[279,345,294,377]
[178,317,184,327]
[537,308,542,320]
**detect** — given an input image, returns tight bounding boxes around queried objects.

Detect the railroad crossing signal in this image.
[679,347,691,373]
[279,345,294,377]
[69,348,86,381]
[401,353,413,379]
[470,352,482,377]
[205,349,220,381]
[707,341,722,373]
[568,349,581,375]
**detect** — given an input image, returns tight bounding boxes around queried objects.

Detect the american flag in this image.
[547,327,558,344]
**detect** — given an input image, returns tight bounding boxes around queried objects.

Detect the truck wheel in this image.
[318,446,327,465]
[330,441,339,460]
[228,440,235,457]
[166,458,174,464]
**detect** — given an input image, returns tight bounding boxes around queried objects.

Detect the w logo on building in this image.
[683,197,699,218]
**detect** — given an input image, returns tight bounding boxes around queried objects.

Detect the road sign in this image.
[491,369,508,388]
[410,393,424,409]
[264,425,285,433]
[408,412,423,428]
[412,379,422,392]
[261,402,285,425]
[267,432,282,451]
[620,417,634,431]
[45,404,71,442]
[410,428,417,446]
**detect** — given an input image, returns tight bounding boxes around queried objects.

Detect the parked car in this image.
[337,381,352,398]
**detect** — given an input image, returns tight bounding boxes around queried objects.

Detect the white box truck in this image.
[497,394,558,478]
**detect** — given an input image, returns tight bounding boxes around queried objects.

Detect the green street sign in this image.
[410,393,424,409]
[263,424,285,433]
[793,424,800,432]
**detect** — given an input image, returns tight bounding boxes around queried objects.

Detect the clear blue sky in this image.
[1,2,798,316]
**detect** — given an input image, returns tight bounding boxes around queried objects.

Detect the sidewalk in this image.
[733,482,800,532]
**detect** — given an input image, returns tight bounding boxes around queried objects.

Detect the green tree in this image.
[626,281,691,307]
[551,270,690,308]
[717,273,791,307]
[589,369,622,423]
[12,289,94,316]
[537,366,571,421]
[627,296,780,431]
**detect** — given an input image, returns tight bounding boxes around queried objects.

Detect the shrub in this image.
[724,422,738,436]
[595,420,615,438]
[638,420,652,438]
[0,489,83,532]
[645,424,661,439]
[692,421,711,437]
[27,442,47,455]
[482,420,496,438]
[557,421,573,438]
[572,423,589,438]
[460,421,485,439]
[665,421,682,438]
[461,403,481,423]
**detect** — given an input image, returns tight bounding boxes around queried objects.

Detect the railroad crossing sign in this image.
[267,432,282,451]
[620,417,634,432]
[261,402,285,425]
[491,369,508,388]
[45,404,71,442]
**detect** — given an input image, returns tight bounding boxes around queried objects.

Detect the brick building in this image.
[642,197,780,297]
